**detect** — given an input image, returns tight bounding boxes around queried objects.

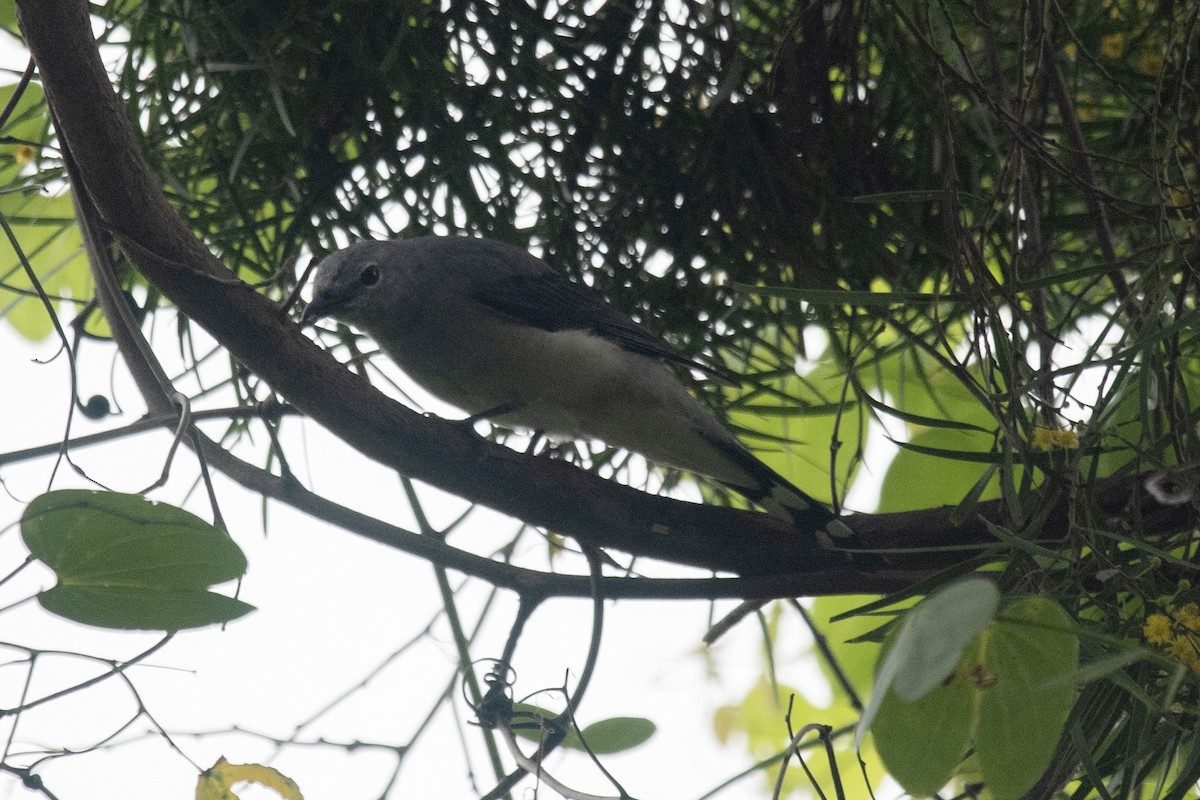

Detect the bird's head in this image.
[301,240,404,329]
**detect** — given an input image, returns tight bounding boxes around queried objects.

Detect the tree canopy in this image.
[2,0,1198,798]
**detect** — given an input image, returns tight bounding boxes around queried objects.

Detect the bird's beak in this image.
[300,299,327,327]
[302,282,359,327]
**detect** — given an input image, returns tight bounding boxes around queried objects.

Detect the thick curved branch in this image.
[16,0,860,579]
[15,0,1192,596]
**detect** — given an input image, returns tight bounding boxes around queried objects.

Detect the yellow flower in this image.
[1166,636,1198,666]
[1137,52,1165,77]
[14,144,36,165]
[1032,427,1080,450]
[1175,603,1200,633]
[1143,614,1173,644]
[1101,34,1125,59]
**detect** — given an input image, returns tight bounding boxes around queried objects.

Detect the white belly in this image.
[375,316,754,487]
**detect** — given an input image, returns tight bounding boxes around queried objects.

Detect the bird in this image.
[301,235,855,548]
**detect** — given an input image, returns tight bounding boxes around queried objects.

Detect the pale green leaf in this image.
[975,597,1079,800]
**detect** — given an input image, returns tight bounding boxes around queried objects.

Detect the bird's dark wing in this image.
[476,271,739,385]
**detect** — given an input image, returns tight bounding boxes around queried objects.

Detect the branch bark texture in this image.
[15,0,1189,595]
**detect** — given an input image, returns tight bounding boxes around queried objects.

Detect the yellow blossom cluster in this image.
[1031,427,1080,450]
[1143,604,1200,673]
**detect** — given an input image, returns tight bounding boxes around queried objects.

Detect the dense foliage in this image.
[2,0,1198,797]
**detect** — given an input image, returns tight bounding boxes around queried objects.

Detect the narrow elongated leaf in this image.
[861,390,992,432]
[510,702,575,748]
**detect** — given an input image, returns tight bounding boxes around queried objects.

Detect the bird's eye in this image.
[360,264,380,287]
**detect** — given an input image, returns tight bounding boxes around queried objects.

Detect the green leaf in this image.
[864,591,1078,799]
[22,490,247,586]
[881,429,1009,511]
[974,597,1079,800]
[0,83,51,183]
[38,585,255,631]
[982,518,1071,561]
[869,350,1026,513]
[891,578,1001,702]
[858,578,998,748]
[0,83,94,341]
[510,703,654,755]
[811,595,890,698]
[863,583,993,798]
[861,390,991,432]
[0,190,91,341]
[21,490,251,630]
[0,4,16,37]
[510,702,575,748]
[870,639,977,797]
[576,717,656,754]
[725,351,861,503]
[1084,379,1146,480]
[713,678,800,756]
[890,437,1011,464]
[716,675,879,798]
[850,189,971,204]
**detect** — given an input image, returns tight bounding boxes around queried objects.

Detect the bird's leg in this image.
[422,399,520,434]
[461,398,521,425]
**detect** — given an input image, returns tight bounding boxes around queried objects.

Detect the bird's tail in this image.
[707,435,861,556]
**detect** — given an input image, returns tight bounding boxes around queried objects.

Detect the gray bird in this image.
[302,235,854,546]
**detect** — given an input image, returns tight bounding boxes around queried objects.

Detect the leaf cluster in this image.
[3,0,1200,798]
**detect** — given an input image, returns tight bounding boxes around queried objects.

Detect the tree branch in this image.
[14,0,1192,597]
[17,0,877,578]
